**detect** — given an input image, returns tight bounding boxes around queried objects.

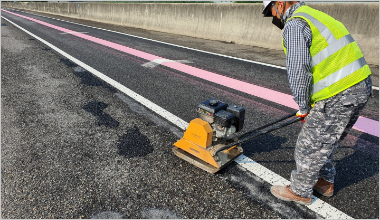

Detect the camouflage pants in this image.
[290,76,372,198]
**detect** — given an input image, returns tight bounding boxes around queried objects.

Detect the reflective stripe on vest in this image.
[312,34,355,67]
[312,57,366,94]
[294,12,356,68]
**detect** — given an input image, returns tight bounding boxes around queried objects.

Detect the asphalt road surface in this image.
[1,8,378,219]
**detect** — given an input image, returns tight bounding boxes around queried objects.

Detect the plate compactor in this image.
[173,98,302,173]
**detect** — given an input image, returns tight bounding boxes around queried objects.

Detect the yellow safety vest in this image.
[283,6,371,105]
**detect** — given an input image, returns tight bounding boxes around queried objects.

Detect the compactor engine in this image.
[197,99,245,143]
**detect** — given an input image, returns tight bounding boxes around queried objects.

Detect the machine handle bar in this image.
[214,112,302,155]
[237,110,298,140]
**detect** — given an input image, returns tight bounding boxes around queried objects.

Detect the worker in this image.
[262,1,373,205]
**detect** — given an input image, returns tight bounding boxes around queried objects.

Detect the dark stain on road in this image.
[73,66,117,93]
[59,58,77,68]
[117,126,154,158]
[83,101,120,128]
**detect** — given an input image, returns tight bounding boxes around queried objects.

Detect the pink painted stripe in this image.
[353,116,379,137]
[163,62,299,109]
[1,9,163,62]
[3,9,378,137]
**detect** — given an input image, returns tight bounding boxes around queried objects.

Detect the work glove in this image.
[296,110,309,122]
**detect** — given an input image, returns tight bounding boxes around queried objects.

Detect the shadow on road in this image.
[240,133,289,157]
[334,138,379,194]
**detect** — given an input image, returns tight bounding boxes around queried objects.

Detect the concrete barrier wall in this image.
[2,2,378,65]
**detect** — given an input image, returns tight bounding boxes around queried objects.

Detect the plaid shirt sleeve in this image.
[282,18,313,114]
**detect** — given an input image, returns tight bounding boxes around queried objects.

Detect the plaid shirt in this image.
[282,2,312,114]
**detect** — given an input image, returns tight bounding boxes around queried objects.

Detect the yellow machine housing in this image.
[173,118,243,173]
[173,99,300,173]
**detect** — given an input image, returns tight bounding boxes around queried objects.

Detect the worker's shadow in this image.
[333,137,379,194]
[239,133,289,157]
[218,133,288,174]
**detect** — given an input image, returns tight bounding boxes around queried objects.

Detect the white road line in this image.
[142,59,193,68]
[1,15,353,219]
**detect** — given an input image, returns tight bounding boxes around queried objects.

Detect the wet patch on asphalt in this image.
[83,101,120,128]
[115,92,184,138]
[90,211,123,219]
[73,66,117,93]
[117,126,154,158]
[59,58,77,67]
[140,208,181,219]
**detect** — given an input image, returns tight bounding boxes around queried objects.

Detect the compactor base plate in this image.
[172,146,239,173]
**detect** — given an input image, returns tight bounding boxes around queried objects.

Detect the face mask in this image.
[271,2,286,30]
[272,16,284,30]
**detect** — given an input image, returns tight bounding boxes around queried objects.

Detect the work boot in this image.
[313,178,334,197]
[270,185,312,205]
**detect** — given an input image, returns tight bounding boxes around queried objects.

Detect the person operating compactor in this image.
[262,1,372,205]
